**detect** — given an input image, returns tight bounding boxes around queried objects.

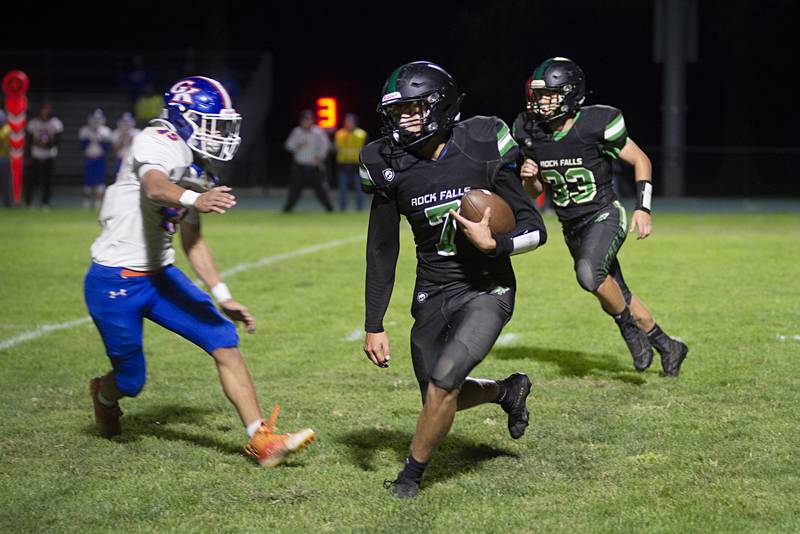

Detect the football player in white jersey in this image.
[84,76,315,467]
[111,112,140,175]
[79,108,112,209]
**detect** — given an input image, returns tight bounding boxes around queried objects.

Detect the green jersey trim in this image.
[496,122,516,156]
[601,137,630,159]
[600,200,629,274]
[553,112,580,141]
[359,162,375,188]
[604,114,626,142]
[613,199,628,234]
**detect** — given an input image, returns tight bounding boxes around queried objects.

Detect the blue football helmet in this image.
[162,76,241,161]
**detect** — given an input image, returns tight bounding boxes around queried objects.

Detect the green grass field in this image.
[1,207,798,533]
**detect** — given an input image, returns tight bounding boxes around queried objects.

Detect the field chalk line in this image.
[0,235,363,352]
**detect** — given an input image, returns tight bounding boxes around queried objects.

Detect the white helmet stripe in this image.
[195,76,232,108]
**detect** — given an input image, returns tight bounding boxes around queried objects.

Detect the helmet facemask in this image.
[183,107,242,161]
[526,82,583,126]
[378,91,461,150]
[524,58,586,127]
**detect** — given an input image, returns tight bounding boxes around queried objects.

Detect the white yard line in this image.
[343,329,363,341]
[495,332,520,346]
[219,235,361,277]
[0,317,94,351]
[0,235,363,352]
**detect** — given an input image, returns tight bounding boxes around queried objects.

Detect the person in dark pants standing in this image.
[334,113,367,210]
[25,102,63,209]
[283,110,333,212]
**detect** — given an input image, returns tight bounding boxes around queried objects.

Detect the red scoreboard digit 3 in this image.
[316,97,337,130]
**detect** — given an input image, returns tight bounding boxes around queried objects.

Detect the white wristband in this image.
[179,189,201,208]
[211,282,233,303]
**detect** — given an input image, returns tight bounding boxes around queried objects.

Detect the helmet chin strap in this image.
[385,103,459,151]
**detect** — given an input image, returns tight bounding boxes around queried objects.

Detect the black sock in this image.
[646,323,673,352]
[399,454,428,483]
[612,306,632,323]
[493,379,509,405]
[646,324,664,338]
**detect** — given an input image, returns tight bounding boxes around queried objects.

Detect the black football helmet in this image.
[377,61,464,149]
[525,57,586,125]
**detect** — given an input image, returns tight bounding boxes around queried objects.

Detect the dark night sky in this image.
[6,0,798,153]
[200,0,796,149]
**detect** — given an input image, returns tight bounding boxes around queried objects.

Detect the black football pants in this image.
[409,277,514,403]
[283,163,333,212]
[25,158,54,207]
[562,200,632,303]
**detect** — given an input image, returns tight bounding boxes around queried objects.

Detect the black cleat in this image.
[657,338,688,377]
[616,317,653,371]
[384,477,419,499]
[499,373,532,439]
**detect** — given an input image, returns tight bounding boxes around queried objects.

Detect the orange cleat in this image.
[244,405,316,467]
[89,377,123,438]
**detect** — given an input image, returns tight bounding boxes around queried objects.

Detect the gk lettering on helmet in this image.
[169,80,201,105]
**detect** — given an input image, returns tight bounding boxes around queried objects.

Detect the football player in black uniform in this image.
[360,61,548,498]
[512,57,688,377]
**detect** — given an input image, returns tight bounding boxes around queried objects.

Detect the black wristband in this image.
[635,181,652,213]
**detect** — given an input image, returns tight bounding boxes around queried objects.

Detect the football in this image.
[459,189,516,234]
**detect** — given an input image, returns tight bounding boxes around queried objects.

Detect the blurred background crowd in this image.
[1,0,797,210]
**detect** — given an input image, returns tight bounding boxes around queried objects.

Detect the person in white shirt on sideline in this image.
[79,108,113,209]
[25,102,63,209]
[111,111,140,176]
[282,109,333,212]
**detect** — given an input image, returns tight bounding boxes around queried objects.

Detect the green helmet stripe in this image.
[385,65,404,93]
[533,59,554,81]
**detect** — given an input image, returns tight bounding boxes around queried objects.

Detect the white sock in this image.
[246,419,263,438]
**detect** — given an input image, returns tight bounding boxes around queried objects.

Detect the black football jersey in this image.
[512,105,628,223]
[360,116,546,332]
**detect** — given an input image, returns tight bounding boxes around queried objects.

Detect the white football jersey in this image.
[90,123,201,270]
[27,117,64,159]
[79,125,113,158]
[112,127,141,160]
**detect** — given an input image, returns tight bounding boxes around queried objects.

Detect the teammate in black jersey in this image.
[360,61,547,498]
[513,57,688,377]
